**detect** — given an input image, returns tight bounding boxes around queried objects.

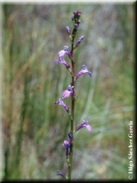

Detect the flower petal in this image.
[57,170,66,178]
[62,90,71,98]
[60,101,69,111]
[87,71,92,77]
[57,173,65,178]
[58,50,65,58]
[54,59,69,68]
[82,119,88,123]
[86,125,92,132]
[65,51,72,57]
[54,60,60,63]
[52,98,69,111]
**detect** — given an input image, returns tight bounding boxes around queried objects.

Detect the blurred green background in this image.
[2,3,135,180]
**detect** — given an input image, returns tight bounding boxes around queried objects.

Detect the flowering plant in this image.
[52,10,92,180]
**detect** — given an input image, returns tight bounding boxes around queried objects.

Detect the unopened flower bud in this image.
[72,14,75,20]
[73,10,77,14]
[78,13,81,18]
[66,26,71,35]
[78,20,81,24]
[77,10,81,13]
[76,35,84,46]
[74,23,79,30]
[68,131,72,141]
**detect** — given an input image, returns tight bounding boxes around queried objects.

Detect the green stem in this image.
[68,33,75,180]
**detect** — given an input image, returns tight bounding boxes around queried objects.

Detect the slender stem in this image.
[68,33,75,180]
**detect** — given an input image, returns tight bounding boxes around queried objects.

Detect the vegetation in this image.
[2,3,135,180]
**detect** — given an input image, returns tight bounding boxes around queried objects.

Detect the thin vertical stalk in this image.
[68,33,75,180]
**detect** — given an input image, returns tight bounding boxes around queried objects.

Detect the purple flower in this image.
[76,35,84,46]
[62,85,74,98]
[54,59,69,68]
[76,119,92,132]
[66,26,71,34]
[62,140,70,156]
[76,65,92,79]
[52,97,69,111]
[57,170,66,178]
[58,46,71,59]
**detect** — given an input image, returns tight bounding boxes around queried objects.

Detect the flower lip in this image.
[58,50,65,58]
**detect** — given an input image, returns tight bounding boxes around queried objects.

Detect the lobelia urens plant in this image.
[52,10,92,180]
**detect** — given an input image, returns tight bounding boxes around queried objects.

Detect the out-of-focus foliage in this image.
[2,3,135,180]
